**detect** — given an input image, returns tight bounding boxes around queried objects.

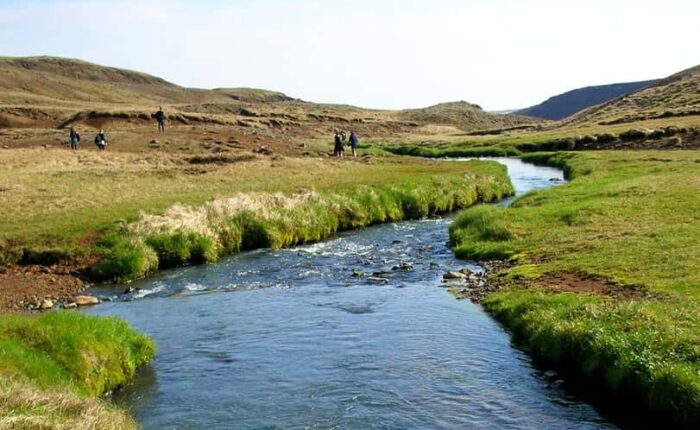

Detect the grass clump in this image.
[92,235,158,282]
[450,150,700,428]
[0,312,154,429]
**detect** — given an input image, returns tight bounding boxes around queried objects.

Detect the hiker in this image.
[154,107,166,133]
[333,130,344,157]
[69,127,80,150]
[94,129,107,151]
[349,131,359,157]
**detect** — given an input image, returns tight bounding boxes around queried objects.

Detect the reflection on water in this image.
[88,159,613,429]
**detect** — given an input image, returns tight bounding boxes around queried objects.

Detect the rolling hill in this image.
[517,79,659,120]
[0,56,538,134]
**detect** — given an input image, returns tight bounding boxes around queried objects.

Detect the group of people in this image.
[68,107,361,157]
[333,129,359,157]
[68,127,107,151]
[66,106,165,151]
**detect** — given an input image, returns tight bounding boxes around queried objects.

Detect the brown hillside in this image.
[399,101,538,131]
[0,56,539,136]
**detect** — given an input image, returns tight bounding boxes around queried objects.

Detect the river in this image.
[88,158,616,429]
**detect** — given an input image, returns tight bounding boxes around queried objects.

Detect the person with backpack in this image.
[154,107,166,133]
[349,131,359,157]
[69,127,80,150]
[94,129,107,151]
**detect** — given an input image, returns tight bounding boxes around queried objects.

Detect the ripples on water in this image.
[89,159,616,429]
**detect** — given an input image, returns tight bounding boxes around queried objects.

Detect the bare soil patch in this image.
[0,265,87,312]
[450,264,655,303]
[537,272,653,300]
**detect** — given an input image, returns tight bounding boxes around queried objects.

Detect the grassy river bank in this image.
[0,152,514,426]
[449,151,700,428]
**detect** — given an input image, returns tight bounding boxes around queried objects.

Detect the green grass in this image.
[0,151,510,268]
[449,151,700,428]
[94,161,514,281]
[0,311,154,428]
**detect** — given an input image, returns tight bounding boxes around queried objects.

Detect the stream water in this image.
[88,158,616,429]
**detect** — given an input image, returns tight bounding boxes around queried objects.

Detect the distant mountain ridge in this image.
[563,65,700,126]
[517,80,660,120]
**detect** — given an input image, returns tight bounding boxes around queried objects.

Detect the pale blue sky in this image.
[1,0,698,110]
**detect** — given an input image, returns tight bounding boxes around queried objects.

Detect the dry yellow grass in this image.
[0,381,137,430]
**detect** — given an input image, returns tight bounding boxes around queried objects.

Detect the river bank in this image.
[0,152,513,310]
[449,151,700,428]
[0,312,153,429]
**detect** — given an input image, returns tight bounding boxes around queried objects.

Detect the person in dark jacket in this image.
[154,107,165,133]
[333,130,343,157]
[94,129,107,151]
[349,131,359,157]
[69,127,80,150]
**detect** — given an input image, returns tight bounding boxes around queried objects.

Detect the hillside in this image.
[517,79,659,120]
[0,56,537,135]
[564,65,700,126]
[399,101,537,131]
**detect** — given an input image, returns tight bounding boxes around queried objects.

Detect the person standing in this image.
[155,107,166,133]
[349,131,359,157]
[69,127,80,150]
[94,129,107,151]
[333,130,343,157]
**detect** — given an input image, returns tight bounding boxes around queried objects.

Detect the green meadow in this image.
[449,151,700,428]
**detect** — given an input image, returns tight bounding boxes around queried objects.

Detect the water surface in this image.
[89,159,614,429]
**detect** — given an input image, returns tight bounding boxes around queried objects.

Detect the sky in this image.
[0,0,698,110]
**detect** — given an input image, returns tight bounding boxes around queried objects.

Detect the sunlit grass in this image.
[449,151,700,427]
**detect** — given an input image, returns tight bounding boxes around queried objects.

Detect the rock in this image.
[549,177,562,182]
[351,270,364,278]
[392,262,413,271]
[459,268,474,276]
[443,271,467,280]
[253,145,273,155]
[551,379,565,389]
[73,295,100,306]
[367,277,389,284]
[39,299,53,310]
[64,302,78,309]
[123,287,136,295]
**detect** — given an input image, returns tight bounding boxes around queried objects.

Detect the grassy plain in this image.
[0,148,513,276]
[449,151,700,428]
